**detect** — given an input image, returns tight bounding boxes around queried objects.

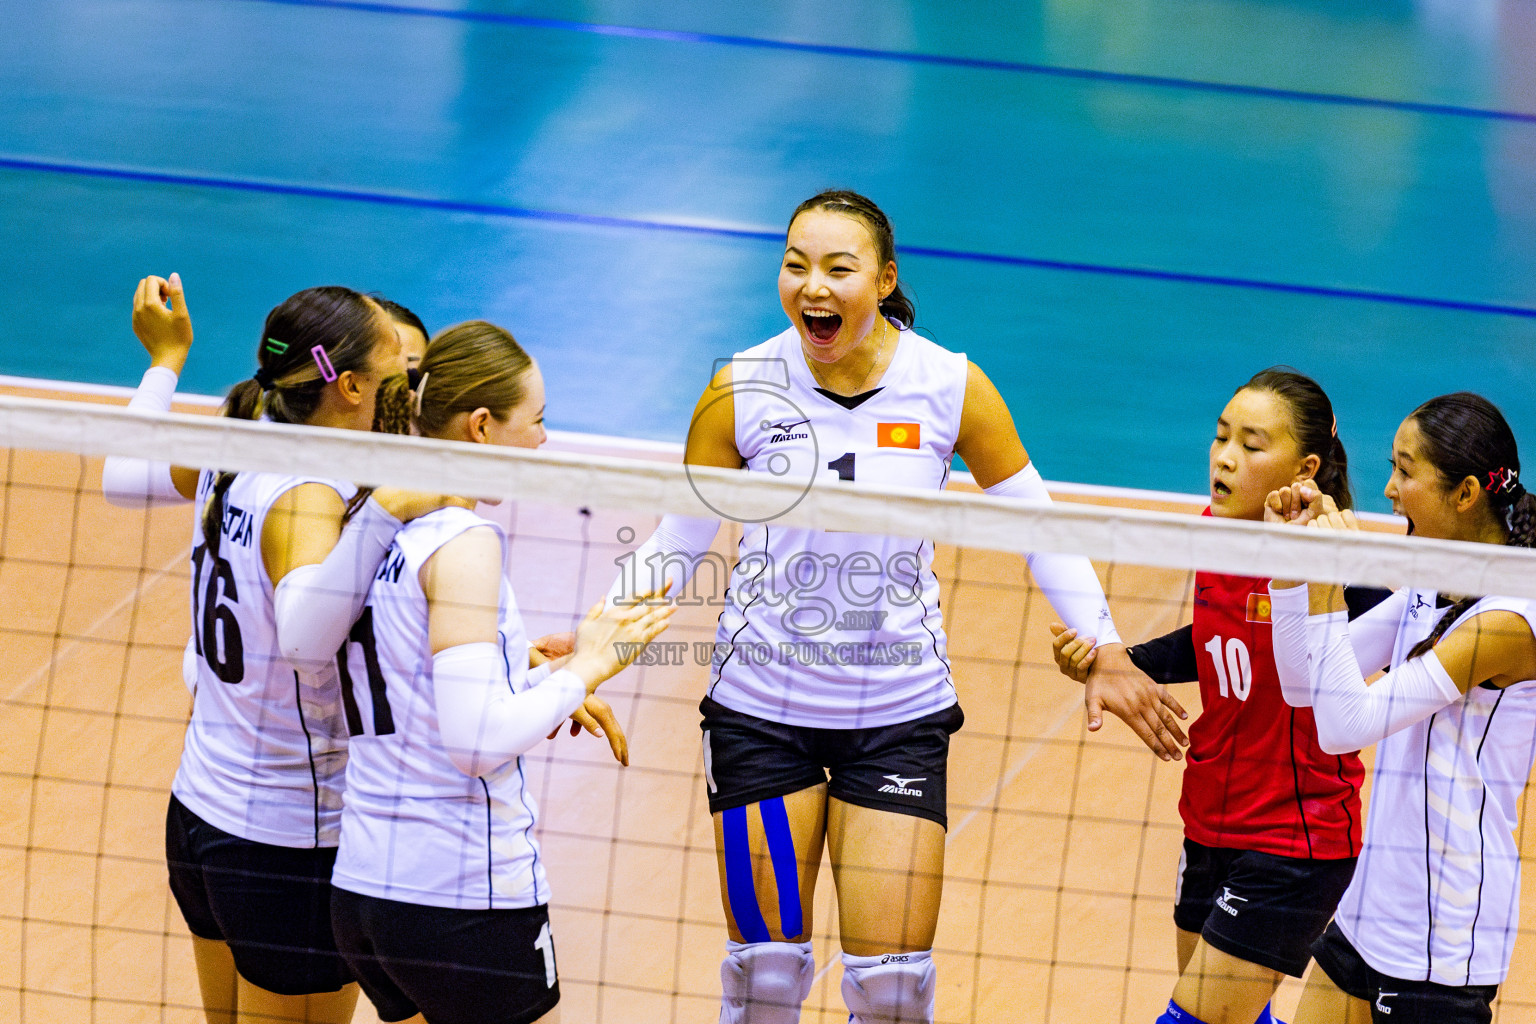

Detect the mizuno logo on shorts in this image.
[878,774,925,797]
[1215,886,1249,916]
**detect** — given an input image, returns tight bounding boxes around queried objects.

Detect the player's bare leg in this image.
[1292,967,1372,1024]
[234,977,358,1024]
[191,936,238,1024]
[713,784,827,1022]
[1170,940,1281,1024]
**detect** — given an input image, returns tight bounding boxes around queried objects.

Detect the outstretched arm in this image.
[955,362,1187,760]
[430,527,675,777]
[605,365,733,606]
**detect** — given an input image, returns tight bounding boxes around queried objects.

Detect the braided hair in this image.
[1405,392,1534,660]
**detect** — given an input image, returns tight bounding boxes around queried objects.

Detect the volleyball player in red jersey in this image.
[1054,369,1390,1024]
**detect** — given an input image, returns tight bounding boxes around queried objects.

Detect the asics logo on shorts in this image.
[878,774,925,797]
[1215,886,1249,916]
[880,954,909,964]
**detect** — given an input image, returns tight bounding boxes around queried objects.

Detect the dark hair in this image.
[1239,366,1353,510]
[788,190,915,329]
[371,295,429,341]
[204,286,387,556]
[1405,392,1536,659]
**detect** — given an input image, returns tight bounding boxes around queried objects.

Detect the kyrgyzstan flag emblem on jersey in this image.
[878,423,921,449]
[1246,593,1272,623]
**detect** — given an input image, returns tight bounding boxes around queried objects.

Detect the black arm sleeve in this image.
[1126,624,1198,685]
[1344,585,1392,620]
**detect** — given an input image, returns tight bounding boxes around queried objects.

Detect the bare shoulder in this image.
[685,362,742,469]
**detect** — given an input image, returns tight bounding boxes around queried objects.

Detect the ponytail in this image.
[1404,391,1529,660]
[204,285,385,552]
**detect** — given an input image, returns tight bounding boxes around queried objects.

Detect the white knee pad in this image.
[719,940,815,1024]
[841,950,936,1024]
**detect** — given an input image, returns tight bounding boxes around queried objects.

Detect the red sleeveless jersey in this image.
[1181,563,1363,859]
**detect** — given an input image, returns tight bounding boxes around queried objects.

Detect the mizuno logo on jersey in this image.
[1194,584,1213,608]
[877,422,921,449]
[765,418,810,444]
[220,503,255,547]
[376,549,405,584]
[1409,594,1433,619]
[878,774,925,797]
[1215,887,1249,916]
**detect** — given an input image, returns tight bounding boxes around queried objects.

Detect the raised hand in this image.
[131,273,193,373]
[565,589,676,692]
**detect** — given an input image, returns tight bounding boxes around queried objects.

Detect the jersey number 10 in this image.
[1203,635,1252,701]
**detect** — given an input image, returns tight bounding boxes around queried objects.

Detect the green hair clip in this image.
[264,337,289,355]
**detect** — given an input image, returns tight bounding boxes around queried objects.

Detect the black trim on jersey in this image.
[1465,688,1504,985]
[1333,754,1360,858]
[812,386,884,411]
[889,534,951,683]
[709,526,771,700]
[1286,708,1315,858]
[1423,711,1438,975]
[293,670,323,848]
[499,632,546,907]
[480,777,495,908]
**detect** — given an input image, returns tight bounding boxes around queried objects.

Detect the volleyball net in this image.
[4,389,1536,1024]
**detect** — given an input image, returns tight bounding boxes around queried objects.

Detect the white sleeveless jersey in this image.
[1335,590,1536,987]
[171,470,355,847]
[708,325,967,729]
[331,507,551,910]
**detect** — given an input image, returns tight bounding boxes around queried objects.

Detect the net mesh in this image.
[4,388,1536,1023]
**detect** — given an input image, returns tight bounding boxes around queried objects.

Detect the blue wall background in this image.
[6,0,1536,510]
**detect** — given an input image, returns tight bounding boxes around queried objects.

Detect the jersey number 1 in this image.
[533,921,556,988]
[337,607,396,736]
[1203,635,1252,701]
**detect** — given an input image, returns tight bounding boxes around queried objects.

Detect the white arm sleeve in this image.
[986,464,1120,645]
[1308,631,1462,756]
[1269,584,1316,707]
[606,514,721,606]
[273,496,403,674]
[1271,583,1417,711]
[432,642,588,776]
[1342,588,1409,677]
[102,366,189,508]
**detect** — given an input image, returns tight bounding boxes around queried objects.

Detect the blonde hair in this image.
[374,320,532,438]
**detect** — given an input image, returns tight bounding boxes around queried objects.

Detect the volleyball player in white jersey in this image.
[1265,392,1536,1024]
[328,321,673,1024]
[103,276,412,1024]
[608,191,1188,1024]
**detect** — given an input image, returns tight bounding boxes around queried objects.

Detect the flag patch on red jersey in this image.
[1246,593,1272,623]
[877,423,920,449]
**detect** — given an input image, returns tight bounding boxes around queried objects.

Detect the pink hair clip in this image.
[311,345,337,382]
